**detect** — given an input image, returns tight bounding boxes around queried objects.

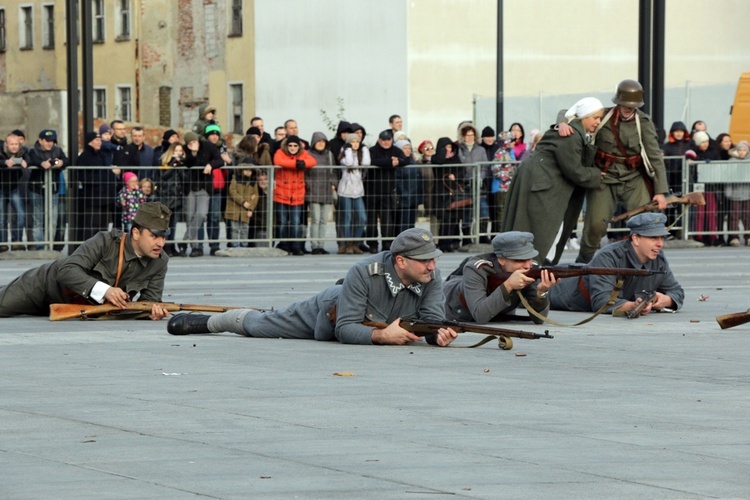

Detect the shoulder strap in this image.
[114,235,127,289]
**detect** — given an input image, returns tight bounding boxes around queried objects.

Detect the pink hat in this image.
[123,172,138,184]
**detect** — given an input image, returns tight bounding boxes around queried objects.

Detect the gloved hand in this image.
[296,159,306,170]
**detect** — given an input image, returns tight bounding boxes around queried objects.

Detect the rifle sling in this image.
[513,278,625,327]
[114,235,127,289]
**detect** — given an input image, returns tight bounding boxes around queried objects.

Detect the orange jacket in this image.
[272,148,316,205]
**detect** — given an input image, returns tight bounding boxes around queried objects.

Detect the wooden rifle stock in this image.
[610,191,705,223]
[49,302,242,321]
[715,309,750,330]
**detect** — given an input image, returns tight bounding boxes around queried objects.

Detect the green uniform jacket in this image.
[595,108,668,194]
[0,230,168,316]
[501,120,602,262]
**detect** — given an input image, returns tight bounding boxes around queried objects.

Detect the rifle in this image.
[485,265,662,295]
[610,191,705,223]
[716,309,750,330]
[49,302,244,321]
[625,291,657,319]
[363,318,552,350]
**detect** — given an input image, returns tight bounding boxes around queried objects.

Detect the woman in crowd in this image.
[690,131,721,245]
[394,139,423,234]
[155,142,187,256]
[272,136,316,256]
[502,97,605,264]
[306,132,338,254]
[337,133,369,254]
[432,137,465,252]
[457,123,491,244]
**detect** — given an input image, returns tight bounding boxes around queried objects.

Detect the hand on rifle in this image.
[371,317,422,345]
[149,303,171,321]
[616,296,655,316]
[651,292,675,312]
[536,269,558,296]
[652,193,667,210]
[103,287,130,309]
[503,270,536,294]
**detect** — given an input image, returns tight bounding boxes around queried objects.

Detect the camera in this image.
[12,157,23,165]
[50,158,60,166]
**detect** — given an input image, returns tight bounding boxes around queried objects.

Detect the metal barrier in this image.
[2,156,748,252]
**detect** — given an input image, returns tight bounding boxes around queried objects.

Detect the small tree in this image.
[320,97,347,134]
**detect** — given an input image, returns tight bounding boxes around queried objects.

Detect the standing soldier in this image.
[559,80,668,263]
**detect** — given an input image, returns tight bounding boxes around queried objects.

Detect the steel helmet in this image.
[612,79,645,108]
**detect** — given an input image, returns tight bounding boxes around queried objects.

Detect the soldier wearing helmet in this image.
[559,79,668,263]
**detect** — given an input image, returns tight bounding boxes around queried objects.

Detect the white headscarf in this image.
[564,97,604,122]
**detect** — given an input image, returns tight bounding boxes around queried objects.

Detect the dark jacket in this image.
[367,144,408,196]
[110,136,138,168]
[76,144,119,208]
[24,141,68,194]
[184,141,223,193]
[0,145,27,191]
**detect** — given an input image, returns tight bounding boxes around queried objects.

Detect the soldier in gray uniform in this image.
[443,232,557,324]
[549,213,684,315]
[559,80,669,263]
[167,228,458,346]
[0,202,173,320]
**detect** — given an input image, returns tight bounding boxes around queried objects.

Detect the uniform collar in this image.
[382,254,423,297]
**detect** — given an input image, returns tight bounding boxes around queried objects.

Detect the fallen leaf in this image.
[515,353,527,357]
[690,319,700,323]
[333,371,356,377]
[483,368,490,373]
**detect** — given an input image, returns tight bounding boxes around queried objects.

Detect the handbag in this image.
[443,174,473,210]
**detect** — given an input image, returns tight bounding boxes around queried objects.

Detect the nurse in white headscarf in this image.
[501,98,606,264]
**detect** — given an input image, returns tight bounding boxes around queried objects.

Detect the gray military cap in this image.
[626,212,670,237]
[492,231,539,260]
[133,202,172,236]
[390,228,443,260]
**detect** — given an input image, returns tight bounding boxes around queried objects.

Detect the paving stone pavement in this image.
[1,243,749,499]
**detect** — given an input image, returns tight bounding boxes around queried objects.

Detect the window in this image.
[42,4,54,48]
[116,86,132,122]
[0,9,6,52]
[20,5,33,50]
[229,83,244,134]
[92,0,105,43]
[94,87,107,119]
[229,0,242,36]
[116,0,130,39]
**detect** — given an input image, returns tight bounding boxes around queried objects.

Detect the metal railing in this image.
[2,156,748,252]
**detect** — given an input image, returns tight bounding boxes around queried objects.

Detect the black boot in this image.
[167,313,211,335]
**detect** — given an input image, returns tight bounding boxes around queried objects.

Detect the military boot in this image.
[167,313,211,335]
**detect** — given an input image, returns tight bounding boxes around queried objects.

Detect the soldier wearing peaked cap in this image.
[168,228,459,346]
[0,202,173,320]
[549,213,684,315]
[443,231,558,324]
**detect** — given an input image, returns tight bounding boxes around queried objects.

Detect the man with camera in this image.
[0,133,29,252]
[24,129,68,250]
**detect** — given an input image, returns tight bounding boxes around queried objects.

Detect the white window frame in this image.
[92,0,105,43]
[228,82,244,135]
[115,0,131,40]
[19,4,34,50]
[94,86,107,119]
[42,3,54,49]
[116,85,133,122]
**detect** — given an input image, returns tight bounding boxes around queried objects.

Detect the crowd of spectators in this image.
[1,111,748,255]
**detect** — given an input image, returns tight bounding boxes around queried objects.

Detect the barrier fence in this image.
[1,156,748,253]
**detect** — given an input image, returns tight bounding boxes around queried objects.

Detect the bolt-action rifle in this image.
[49,302,245,321]
[363,318,552,350]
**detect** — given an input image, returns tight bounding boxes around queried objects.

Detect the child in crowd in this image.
[140,178,155,201]
[224,165,259,247]
[117,172,147,232]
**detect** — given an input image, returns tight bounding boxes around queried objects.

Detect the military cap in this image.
[492,231,539,260]
[626,213,670,237]
[133,202,172,237]
[390,228,442,260]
